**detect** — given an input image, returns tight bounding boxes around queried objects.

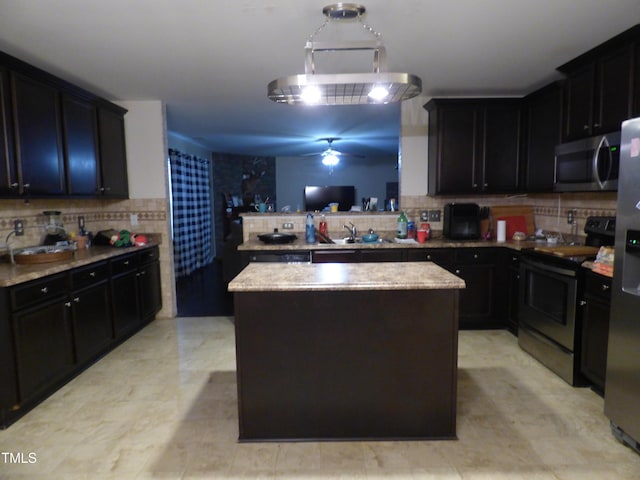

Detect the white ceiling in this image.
[0,1,638,158]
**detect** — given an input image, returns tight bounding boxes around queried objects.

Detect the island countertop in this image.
[228,261,466,292]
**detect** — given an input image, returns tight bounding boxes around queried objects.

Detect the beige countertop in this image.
[228,261,466,292]
[0,244,156,287]
[238,234,540,252]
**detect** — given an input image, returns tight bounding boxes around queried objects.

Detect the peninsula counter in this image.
[228,261,465,441]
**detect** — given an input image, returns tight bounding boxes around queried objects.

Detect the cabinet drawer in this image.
[71,262,109,290]
[139,246,159,265]
[406,249,455,266]
[111,253,138,275]
[584,270,612,301]
[11,274,68,311]
[456,248,494,264]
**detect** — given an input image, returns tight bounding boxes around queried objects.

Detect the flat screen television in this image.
[304,185,355,212]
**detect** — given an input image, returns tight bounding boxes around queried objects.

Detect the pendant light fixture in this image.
[268,3,422,105]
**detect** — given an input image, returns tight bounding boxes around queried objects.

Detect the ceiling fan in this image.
[303,138,364,167]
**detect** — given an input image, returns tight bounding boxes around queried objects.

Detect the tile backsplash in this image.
[401,192,617,237]
[0,198,175,318]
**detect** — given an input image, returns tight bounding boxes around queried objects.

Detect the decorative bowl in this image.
[362,233,379,243]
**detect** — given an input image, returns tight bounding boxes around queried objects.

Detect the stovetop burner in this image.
[521,216,616,268]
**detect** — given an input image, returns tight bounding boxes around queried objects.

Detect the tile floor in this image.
[1,317,639,479]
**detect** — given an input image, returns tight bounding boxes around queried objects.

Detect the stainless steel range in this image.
[518,216,615,386]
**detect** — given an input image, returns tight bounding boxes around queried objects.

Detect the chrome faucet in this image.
[343,222,357,240]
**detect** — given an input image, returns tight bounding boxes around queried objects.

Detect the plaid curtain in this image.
[169,149,213,278]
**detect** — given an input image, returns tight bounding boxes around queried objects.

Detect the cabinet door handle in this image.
[89,272,96,277]
[579,300,587,306]
[583,125,590,130]
[594,123,600,128]
[10,182,18,188]
[473,254,479,259]
[73,297,80,303]
[23,183,30,189]
[472,183,478,188]
[123,260,129,265]
[601,284,610,291]
[426,254,432,260]
[483,183,488,188]
[65,301,71,307]
[455,269,461,274]
[40,287,48,294]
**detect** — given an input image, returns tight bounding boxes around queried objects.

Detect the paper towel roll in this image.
[497,220,507,243]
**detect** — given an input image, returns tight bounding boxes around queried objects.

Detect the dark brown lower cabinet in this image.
[139,259,162,322]
[13,300,75,402]
[407,247,503,329]
[112,270,141,338]
[71,281,112,364]
[581,270,612,394]
[1,246,161,428]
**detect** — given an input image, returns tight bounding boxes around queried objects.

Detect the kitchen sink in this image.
[330,237,391,244]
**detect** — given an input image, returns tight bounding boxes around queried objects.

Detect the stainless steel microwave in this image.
[554,131,621,192]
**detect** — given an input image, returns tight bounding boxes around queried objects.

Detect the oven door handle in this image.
[521,258,577,278]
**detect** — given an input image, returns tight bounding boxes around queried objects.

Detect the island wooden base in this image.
[233,288,459,441]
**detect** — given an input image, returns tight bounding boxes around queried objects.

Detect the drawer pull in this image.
[426,255,432,260]
[473,254,479,259]
[601,284,610,291]
[455,269,461,274]
[123,261,129,265]
[40,287,48,294]
[89,272,96,277]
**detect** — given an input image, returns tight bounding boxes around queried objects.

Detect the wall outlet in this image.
[428,209,441,222]
[14,219,24,236]
[282,222,294,230]
[130,214,139,226]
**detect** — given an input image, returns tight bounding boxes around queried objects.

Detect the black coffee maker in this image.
[42,210,67,245]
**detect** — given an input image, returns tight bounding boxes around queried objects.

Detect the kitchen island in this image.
[228,261,466,441]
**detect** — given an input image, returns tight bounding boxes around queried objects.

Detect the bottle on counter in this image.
[318,214,328,237]
[407,220,416,239]
[305,213,316,243]
[396,211,408,239]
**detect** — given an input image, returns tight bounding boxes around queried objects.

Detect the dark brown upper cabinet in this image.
[523,82,563,192]
[62,95,129,198]
[558,25,639,141]
[11,72,66,196]
[62,94,100,196]
[0,65,17,196]
[97,106,129,198]
[424,98,521,195]
[0,49,128,199]
[633,41,640,117]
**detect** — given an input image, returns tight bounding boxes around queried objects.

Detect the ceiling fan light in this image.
[368,85,389,101]
[322,154,339,166]
[300,86,322,104]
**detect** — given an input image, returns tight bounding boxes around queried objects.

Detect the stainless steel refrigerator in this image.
[605,116,640,454]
